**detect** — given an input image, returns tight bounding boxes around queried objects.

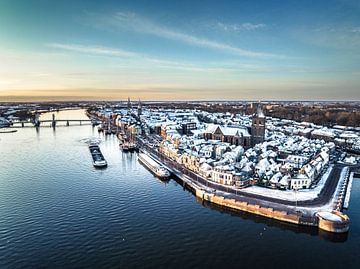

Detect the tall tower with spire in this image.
[251,103,265,146]
[127,97,132,110]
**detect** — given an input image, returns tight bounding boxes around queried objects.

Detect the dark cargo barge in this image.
[89,144,107,168]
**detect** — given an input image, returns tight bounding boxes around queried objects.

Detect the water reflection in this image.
[199,198,349,242]
[171,175,348,243]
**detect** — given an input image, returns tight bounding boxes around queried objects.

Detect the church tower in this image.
[137,98,142,117]
[251,103,265,146]
[127,97,132,110]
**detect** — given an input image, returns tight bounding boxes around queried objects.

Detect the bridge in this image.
[11,113,94,128]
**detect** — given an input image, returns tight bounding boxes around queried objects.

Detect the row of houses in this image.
[91,106,342,191]
[267,118,360,149]
[158,127,332,190]
[147,108,334,190]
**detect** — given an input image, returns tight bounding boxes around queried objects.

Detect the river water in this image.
[0,109,359,269]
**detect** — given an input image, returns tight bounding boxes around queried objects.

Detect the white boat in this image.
[138,152,170,179]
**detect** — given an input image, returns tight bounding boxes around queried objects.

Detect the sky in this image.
[0,0,359,101]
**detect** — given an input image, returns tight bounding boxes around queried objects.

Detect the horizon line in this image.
[1,99,360,103]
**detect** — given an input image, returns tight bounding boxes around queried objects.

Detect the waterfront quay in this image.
[82,103,359,234]
[136,136,351,233]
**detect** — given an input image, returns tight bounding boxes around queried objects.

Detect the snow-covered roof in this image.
[317,211,342,222]
[200,163,212,171]
[312,129,334,137]
[279,175,290,186]
[204,124,250,137]
[339,133,358,139]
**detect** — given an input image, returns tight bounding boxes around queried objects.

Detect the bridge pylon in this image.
[51,113,56,128]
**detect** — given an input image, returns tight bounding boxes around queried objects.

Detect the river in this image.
[0,109,359,269]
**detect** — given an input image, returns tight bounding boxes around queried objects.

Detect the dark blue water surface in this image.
[0,110,360,269]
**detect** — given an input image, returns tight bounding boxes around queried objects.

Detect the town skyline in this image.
[1,0,360,101]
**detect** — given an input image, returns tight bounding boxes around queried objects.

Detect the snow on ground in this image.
[317,211,342,221]
[343,172,354,208]
[240,166,334,202]
[297,167,349,215]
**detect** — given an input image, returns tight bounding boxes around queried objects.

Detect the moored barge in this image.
[120,142,130,152]
[138,152,170,180]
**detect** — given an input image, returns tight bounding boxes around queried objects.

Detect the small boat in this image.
[154,166,170,179]
[128,142,136,152]
[105,128,112,135]
[138,152,170,180]
[121,142,130,152]
[89,143,107,168]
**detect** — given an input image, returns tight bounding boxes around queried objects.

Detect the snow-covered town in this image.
[83,100,360,233]
[91,101,359,191]
[1,100,359,233]
[2,1,360,265]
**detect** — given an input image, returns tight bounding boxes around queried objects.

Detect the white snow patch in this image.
[317,211,342,222]
[240,166,333,202]
[343,172,354,209]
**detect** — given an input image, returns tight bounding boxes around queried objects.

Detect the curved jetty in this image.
[317,211,349,233]
[89,144,107,168]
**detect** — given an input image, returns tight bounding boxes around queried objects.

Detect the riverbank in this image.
[139,141,350,233]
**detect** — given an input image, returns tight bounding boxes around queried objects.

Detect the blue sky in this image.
[0,0,359,101]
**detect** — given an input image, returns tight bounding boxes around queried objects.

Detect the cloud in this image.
[48,42,312,75]
[302,25,360,50]
[242,23,267,30]
[216,22,266,32]
[91,11,284,59]
[350,27,360,33]
[46,42,237,73]
[47,43,137,58]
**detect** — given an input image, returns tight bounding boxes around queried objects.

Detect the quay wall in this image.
[139,143,350,233]
[317,211,350,233]
[195,189,301,225]
[169,158,349,232]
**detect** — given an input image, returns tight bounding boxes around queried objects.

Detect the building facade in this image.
[204,124,251,148]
